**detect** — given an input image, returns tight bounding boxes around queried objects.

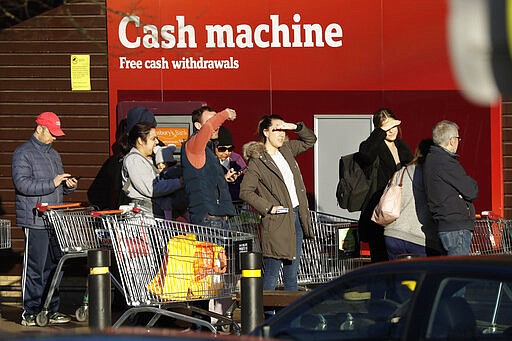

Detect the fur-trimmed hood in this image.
[242,141,266,161]
[242,136,290,161]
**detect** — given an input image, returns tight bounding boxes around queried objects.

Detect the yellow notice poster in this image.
[71,55,91,91]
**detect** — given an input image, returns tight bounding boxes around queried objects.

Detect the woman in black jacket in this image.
[358,108,414,262]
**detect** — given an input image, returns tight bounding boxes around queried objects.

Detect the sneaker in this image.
[49,312,71,324]
[21,314,36,326]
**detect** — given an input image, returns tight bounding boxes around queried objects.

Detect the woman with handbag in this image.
[357,108,414,263]
[379,139,444,259]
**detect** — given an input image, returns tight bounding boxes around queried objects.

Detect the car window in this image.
[268,272,421,341]
[426,277,512,340]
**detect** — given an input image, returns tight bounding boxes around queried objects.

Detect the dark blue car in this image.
[252,255,512,340]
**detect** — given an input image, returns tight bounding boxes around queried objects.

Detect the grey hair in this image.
[432,120,459,146]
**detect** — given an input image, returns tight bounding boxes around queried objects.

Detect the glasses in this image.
[217,146,234,152]
[451,136,462,142]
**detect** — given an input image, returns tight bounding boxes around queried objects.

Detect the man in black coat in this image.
[423,120,478,256]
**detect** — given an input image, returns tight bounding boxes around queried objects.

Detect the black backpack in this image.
[336,153,379,212]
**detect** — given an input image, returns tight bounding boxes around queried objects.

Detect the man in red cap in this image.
[12,112,78,326]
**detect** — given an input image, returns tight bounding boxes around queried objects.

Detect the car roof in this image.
[355,254,512,272]
[328,254,512,285]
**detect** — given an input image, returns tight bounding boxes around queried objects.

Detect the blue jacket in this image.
[423,145,478,232]
[181,138,234,225]
[12,135,75,229]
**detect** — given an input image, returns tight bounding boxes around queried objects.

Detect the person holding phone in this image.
[213,126,247,201]
[240,114,317,291]
[12,112,77,326]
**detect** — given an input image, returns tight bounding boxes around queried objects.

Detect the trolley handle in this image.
[90,210,124,218]
[35,202,83,213]
[91,206,142,218]
[476,211,502,220]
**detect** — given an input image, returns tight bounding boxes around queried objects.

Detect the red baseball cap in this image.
[36,112,65,136]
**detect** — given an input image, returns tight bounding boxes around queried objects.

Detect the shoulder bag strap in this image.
[398,166,407,187]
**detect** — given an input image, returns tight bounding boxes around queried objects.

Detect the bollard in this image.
[241,252,263,334]
[88,249,111,330]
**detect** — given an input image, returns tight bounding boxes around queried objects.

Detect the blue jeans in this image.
[438,230,473,256]
[202,216,229,229]
[384,236,427,260]
[263,207,303,291]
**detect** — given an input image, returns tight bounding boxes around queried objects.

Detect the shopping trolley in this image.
[0,218,11,250]
[228,207,369,288]
[470,212,512,255]
[228,202,262,252]
[300,211,367,286]
[0,219,11,319]
[35,203,121,326]
[100,212,256,333]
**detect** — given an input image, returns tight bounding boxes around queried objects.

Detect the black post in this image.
[88,249,111,330]
[241,252,263,334]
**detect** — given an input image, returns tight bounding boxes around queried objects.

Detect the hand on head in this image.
[273,122,297,131]
[380,118,401,131]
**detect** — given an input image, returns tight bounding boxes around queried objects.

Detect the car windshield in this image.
[268,272,422,341]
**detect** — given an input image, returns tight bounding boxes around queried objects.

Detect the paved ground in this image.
[0,303,90,335]
[0,292,241,336]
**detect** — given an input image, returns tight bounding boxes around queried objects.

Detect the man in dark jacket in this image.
[181,105,237,325]
[423,120,478,256]
[181,106,237,226]
[12,112,78,326]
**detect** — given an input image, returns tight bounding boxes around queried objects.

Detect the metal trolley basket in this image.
[100,212,255,333]
[35,203,118,326]
[301,211,366,285]
[229,205,368,288]
[470,212,512,255]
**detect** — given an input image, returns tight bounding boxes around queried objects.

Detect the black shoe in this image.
[21,314,36,326]
[49,312,71,324]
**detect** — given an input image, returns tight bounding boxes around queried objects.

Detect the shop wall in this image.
[0,1,109,275]
[118,89,492,213]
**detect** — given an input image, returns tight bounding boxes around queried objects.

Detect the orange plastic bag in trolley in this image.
[147,234,227,301]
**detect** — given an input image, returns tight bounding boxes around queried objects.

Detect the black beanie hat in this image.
[126,106,157,133]
[217,126,234,146]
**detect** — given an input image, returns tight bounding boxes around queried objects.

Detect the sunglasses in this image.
[217,146,234,152]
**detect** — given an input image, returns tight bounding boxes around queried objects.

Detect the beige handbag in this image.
[371,166,407,226]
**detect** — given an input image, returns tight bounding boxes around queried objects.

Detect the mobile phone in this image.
[61,176,80,184]
[276,207,289,214]
[238,166,247,174]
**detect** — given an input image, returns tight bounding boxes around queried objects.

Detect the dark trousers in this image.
[22,227,63,318]
[384,236,427,260]
[359,200,389,263]
[368,231,389,263]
